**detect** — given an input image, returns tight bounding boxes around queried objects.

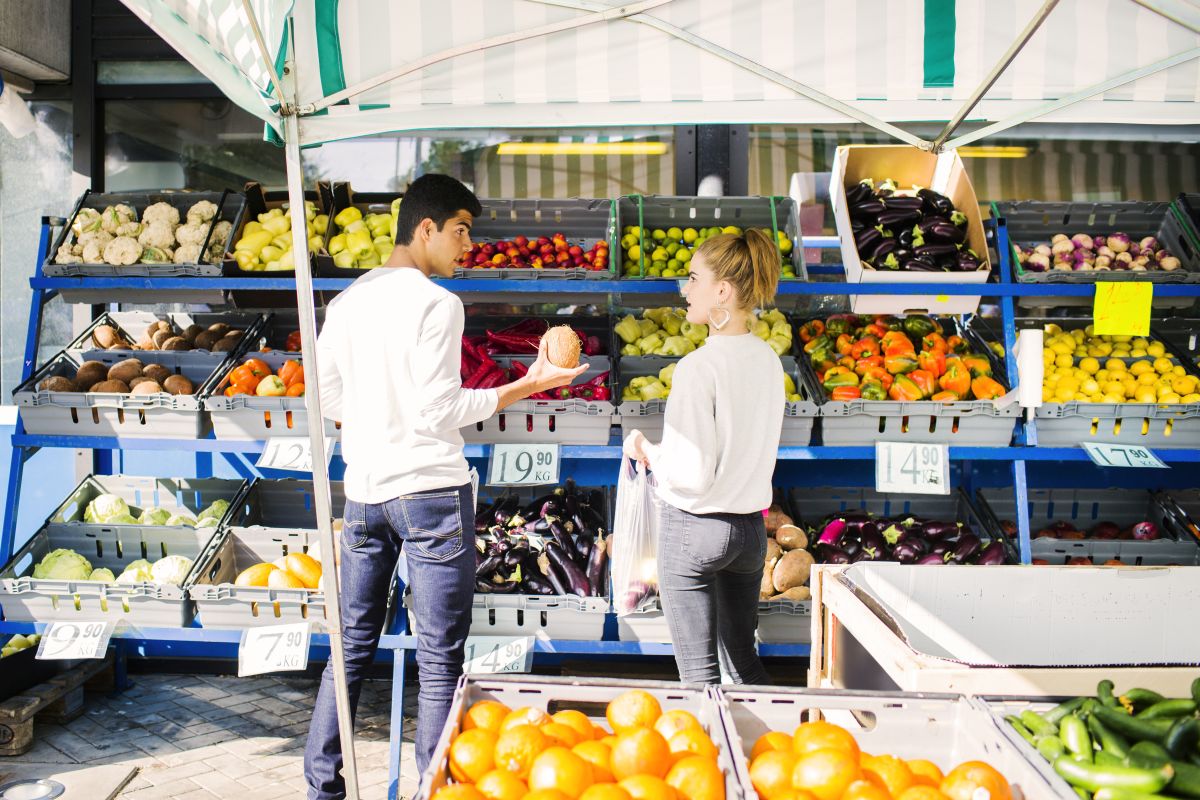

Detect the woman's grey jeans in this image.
[656,500,770,685]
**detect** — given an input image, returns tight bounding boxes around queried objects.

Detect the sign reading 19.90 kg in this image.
[487,444,560,487]
[875,441,951,495]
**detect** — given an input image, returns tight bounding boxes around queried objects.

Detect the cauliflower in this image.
[138,222,176,249]
[72,208,103,236]
[115,221,144,238]
[100,204,136,233]
[186,200,218,224]
[141,202,180,227]
[173,243,202,264]
[103,237,143,266]
[139,246,173,264]
[175,222,208,246]
[79,230,113,250]
[82,240,105,263]
[55,243,83,264]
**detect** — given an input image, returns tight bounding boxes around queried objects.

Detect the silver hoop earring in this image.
[708,304,731,331]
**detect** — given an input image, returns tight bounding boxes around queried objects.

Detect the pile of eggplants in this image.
[473,480,608,597]
[810,510,1010,565]
[846,178,984,273]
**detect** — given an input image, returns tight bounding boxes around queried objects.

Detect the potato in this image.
[131,380,163,395]
[91,324,127,349]
[772,549,815,593]
[163,375,194,395]
[765,504,793,536]
[39,375,76,392]
[75,361,108,388]
[90,379,131,393]
[212,336,239,352]
[192,330,220,350]
[148,320,171,336]
[182,324,204,343]
[160,336,190,351]
[151,329,173,349]
[106,358,144,384]
[207,323,231,337]
[775,524,808,551]
[760,567,776,600]
[777,586,811,602]
[136,335,156,350]
[765,538,782,564]
[142,364,172,385]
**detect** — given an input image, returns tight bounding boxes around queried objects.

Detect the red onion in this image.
[1130,521,1160,541]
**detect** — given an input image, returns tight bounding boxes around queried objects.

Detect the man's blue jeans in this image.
[304,482,475,800]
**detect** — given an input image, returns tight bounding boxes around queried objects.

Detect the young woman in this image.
[623,229,784,685]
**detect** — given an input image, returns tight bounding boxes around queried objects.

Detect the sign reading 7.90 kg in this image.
[487,444,560,486]
[238,622,311,677]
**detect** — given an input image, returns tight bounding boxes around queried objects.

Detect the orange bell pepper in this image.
[243,357,271,378]
[921,332,948,354]
[963,355,993,378]
[888,374,924,402]
[803,336,830,355]
[850,336,880,359]
[278,360,304,388]
[884,354,918,375]
[860,365,894,391]
[798,320,825,342]
[930,390,960,402]
[835,333,855,356]
[830,386,861,402]
[946,335,971,356]
[939,361,971,397]
[860,379,888,400]
[918,350,946,378]
[836,355,855,371]
[854,355,884,376]
[909,369,937,398]
[224,385,250,397]
[881,331,912,353]
[286,382,306,397]
[971,375,1006,400]
[863,322,888,339]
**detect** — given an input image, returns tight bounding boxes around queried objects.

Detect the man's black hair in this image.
[395,173,483,246]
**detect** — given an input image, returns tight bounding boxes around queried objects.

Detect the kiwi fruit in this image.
[182,324,205,343]
[90,379,131,393]
[147,320,171,336]
[160,336,190,351]
[142,364,172,385]
[192,330,220,350]
[131,380,163,395]
[39,375,77,392]
[207,323,231,338]
[75,361,108,388]
[107,358,144,384]
[91,325,127,349]
[225,329,244,341]
[212,337,239,352]
[151,329,173,349]
[163,375,194,395]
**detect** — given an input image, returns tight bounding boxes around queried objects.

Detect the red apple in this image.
[514,235,528,248]
[539,244,554,256]
[555,252,571,264]
[536,236,551,247]
[481,243,495,256]
[568,245,583,257]
[492,253,507,265]
[474,253,489,266]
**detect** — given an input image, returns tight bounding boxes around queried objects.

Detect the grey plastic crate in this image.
[996,200,1200,283]
[616,194,807,280]
[716,687,1067,800]
[13,349,225,439]
[975,487,1199,566]
[187,479,347,629]
[756,599,812,644]
[1033,401,1200,448]
[453,197,615,280]
[67,310,266,369]
[407,592,609,641]
[416,675,741,800]
[47,474,247,529]
[44,190,243,277]
[202,350,341,440]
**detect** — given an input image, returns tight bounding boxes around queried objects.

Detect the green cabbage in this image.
[197,499,229,523]
[115,559,153,584]
[31,548,93,580]
[83,493,129,523]
[165,514,195,527]
[105,513,139,525]
[138,507,172,525]
[150,555,194,586]
[88,567,116,583]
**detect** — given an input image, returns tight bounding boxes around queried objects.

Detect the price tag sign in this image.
[256,436,335,473]
[238,622,311,677]
[36,621,113,660]
[487,444,560,486]
[1094,282,1152,336]
[1082,443,1168,469]
[464,636,534,674]
[875,442,951,495]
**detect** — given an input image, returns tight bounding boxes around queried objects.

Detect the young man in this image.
[304,174,586,800]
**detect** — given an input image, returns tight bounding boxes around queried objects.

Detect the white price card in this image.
[487,444,560,486]
[36,621,113,660]
[875,441,951,495]
[256,436,335,473]
[464,636,534,675]
[238,622,311,677]
[1082,443,1168,469]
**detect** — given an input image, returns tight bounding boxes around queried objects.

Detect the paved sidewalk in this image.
[0,672,419,799]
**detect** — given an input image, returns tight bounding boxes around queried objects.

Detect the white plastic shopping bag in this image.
[612,457,660,615]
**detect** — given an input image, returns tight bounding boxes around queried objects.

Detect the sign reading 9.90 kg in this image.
[487,444,560,487]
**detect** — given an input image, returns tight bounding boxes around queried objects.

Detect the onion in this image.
[1130,521,1160,541]
[1089,521,1120,540]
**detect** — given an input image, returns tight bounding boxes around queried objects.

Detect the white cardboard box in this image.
[830,145,991,315]
[810,562,1200,696]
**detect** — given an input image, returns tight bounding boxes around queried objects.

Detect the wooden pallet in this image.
[0,649,114,756]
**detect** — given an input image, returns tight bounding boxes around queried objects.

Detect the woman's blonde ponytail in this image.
[695,228,781,310]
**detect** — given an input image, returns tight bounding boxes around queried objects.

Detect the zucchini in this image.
[1090,715,1131,759]
[1038,735,1067,762]
[1138,700,1198,720]
[1046,696,1091,724]
[1122,689,1168,714]
[1166,718,1200,761]
[1007,715,1037,745]
[1061,714,1094,762]
[1125,743,1200,800]
[1053,757,1173,794]
[1098,680,1120,709]
[1022,710,1060,738]
[1091,704,1175,744]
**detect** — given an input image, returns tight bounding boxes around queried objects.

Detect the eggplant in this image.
[821,547,852,565]
[475,496,504,532]
[954,251,981,272]
[877,208,922,228]
[916,553,946,565]
[855,226,887,259]
[916,242,959,259]
[903,256,941,272]
[860,527,886,557]
[547,519,576,557]
[527,517,552,534]
[537,551,572,596]
[893,541,924,563]
[586,533,608,598]
[522,575,555,595]
[476,554,503,578]
[476,579,497,592]
[578,504,606,532]
[930,542,952,558]
[873,238,899,262]
[840,511,872,532]
[841,538,862,559]
[545,542,589,597]
[574,534,595,566]
[850,199,886,220]
[935,252,958,271]
[917,188,954,217]
[846,181,874,205]
[851,217,866,235]
[974,541,1007,565]
[503,544,529,570]
[881,195,924,212]
[486,579,520,594]
[897,227,916,249]
[539,499,562,519]
[950,534,982,564]
[920,217,966,244]
[922,521,960,540]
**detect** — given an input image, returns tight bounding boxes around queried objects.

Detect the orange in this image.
[907,761,944,788]
[432,786,486,800]
[749,750,797,800]
[607,691,663,734]
[654,710,702,742]
[553,710,596,743]
[594,725,612,739]
[611,727,672,781]
[666,755,725,800]
[619,776,677,800]
[503,707,553,732]
[450,728,498,783]
[465,701,513,734]
[495,724,551,778]
[751,732,793,761]
[572,741,615,783]
[542,722,582,749]
[600,736,620,749]
[284,552,322,588]
[477,770,529,800]
[524,792,572,800]
[580,786,632,800]
[897,787,951,800]
[842,780,889,800]
[667,729,718,763]
[791,748,862,800]
[267,568,305,589]
[528,747,595,800]
[862,754,915,797]
[792,722,860,760]
[940,762,1010,800]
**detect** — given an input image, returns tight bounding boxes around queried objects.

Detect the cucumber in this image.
[1166,718,1200,761]
[1038,735,1067,762]
[1061,714,1094,762]
[1138,700,1197,720]
[1053,757,1173,794]
[1126,744,1200,800]
[1090,715,1131,759]
[1007,715,1037,745]
[1091,704,1175,744]
[1022,709,1060,738]
[1046,696,1091,724]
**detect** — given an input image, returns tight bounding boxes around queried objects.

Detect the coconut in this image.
[542,325,581,369]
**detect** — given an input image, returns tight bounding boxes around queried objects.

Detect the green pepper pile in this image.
[1007,678,1200,800]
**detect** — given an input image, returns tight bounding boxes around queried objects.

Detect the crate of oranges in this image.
[1032,322,1200,449]
[419,675,740,800]
[716,686,1066,800]
[202,351,340,440]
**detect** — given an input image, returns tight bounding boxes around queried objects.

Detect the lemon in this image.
[1105,359,1127,373]
[1045,324,1062,336]
[1129,360,1153,376]
[1112,335,1133,343]
[682,228,698,244]
[1103,380,1126,396]
[1086,325,1097,337]
[651,228,667,241]
[1123,378,1139,395]
[1102,393,1125,403]
[721,225,742,235]
[1134,386,1159,403]
[676,247,692,263]
[1053,385,1076,402]
[1136,372,1157,386]
[1096,369,1110,383]
[1147,342,1166,357]
[1172,365,1186,377]
[667,226,683,241]
[1078,357,1100,374]
[1042,387,1055,402]
[1049,341,1072,356]
[665,242,680,256]
[1054,353,1073,369]
[1072,329,1086,341]
[1183,393,1200,403]
[628,245,642,261]
[1153,357,1174,374]
[1131,348,1147,358]
[1172,376,1196,395]
[1080,379,1100,395]
[1159,393,1182,404]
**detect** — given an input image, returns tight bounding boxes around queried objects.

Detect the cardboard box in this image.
[810,563,1200,696]
[830,146,991,315]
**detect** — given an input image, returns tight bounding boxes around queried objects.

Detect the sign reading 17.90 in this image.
[487,444,560,486]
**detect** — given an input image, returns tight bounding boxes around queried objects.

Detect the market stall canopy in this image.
[120,0,1200,149]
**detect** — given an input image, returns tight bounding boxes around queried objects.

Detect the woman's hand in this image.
[623,429,650,469]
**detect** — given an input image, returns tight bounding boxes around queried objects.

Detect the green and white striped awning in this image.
[119,0,1200,150]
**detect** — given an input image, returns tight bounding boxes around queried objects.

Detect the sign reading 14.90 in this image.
[487,444,560,486]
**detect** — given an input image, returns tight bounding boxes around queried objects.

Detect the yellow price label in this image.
[935,295,949,303]
[1093,282,1152,337]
